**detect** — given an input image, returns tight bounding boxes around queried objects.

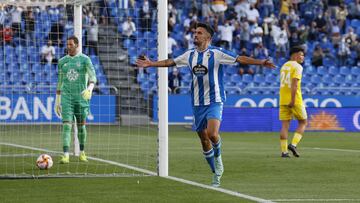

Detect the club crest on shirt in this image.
[192,64,208,76]
[76,62,81,67]
[66,69,79,81]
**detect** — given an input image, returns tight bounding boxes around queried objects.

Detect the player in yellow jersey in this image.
[279,46,307,158]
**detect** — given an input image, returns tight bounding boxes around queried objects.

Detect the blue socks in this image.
[203,148,215,173]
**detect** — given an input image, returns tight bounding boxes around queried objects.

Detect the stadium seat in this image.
[225,66,238,75]
[317,66,327,75]
[242,74,253,84]
[253,74,265,84]
[230,75,242,83]
[351,67,360,75]
[321,74,333,85]
[310,75,321,84]
[123,39,133,49]
[328,66,339,75]
[333,75,345,85]
[304,65,316,74]
[339,66,350,75]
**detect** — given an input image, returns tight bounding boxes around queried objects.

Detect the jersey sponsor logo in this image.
[192,64,208,76]
[66,69,79,81]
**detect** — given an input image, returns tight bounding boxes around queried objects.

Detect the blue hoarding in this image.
[153,95,360,132]
[0,94,116,123]
[221,107,360,132]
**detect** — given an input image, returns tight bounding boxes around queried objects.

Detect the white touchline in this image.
[273,199,360,202]
[0,142,274,203]
[306,147,360,153]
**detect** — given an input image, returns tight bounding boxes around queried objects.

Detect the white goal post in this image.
[0,0,169,177]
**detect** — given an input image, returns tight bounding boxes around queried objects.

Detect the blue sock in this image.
[203,148,215,173]
[212,137,222,157]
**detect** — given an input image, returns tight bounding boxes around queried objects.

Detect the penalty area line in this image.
[0,142,273,202]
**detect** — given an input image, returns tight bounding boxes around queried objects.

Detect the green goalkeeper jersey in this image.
[57,53,97,101]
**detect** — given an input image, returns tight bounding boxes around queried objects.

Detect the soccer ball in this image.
[36,154,53,170]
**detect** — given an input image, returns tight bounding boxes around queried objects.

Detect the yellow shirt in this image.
[279,61,304,106]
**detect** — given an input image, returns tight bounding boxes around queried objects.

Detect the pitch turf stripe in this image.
[273,199,360,202]
[166,176,274,203]
[1,142,273,202]
[306,147,360,153]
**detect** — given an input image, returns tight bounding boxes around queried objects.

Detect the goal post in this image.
[0,0,168,178]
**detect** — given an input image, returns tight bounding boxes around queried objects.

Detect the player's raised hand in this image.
[262,59,276,69]
[136,55,152,68]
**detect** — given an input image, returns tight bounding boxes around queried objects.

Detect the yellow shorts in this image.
[279,105,307,120]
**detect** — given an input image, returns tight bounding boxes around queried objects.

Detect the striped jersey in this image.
[174,46,238,106]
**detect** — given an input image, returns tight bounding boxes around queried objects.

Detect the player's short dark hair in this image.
[67,36,79,45]
[289,46,305,56]
[195,22,215,37]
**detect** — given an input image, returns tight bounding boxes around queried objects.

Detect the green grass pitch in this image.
[1,125,360,202]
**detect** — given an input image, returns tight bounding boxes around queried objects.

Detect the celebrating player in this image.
[279,46,307,158]
[55,36,97,164]
[136,22,275,187]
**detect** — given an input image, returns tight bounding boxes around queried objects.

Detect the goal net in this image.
[0,0,162,178]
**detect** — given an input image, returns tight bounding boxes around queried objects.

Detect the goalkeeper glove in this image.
[82,83,95,100]
[55,94,62,118]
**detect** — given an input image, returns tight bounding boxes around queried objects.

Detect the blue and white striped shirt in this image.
[174,46,238,106]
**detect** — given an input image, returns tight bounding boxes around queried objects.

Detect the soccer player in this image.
[54,36,97,164]
[136,22,275,186]
[279,46,307,158]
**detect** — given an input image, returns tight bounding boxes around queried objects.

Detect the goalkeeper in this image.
[55,36,97,164]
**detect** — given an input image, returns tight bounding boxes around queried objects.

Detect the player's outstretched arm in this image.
[136,55,176,68]
[236,56,276,69]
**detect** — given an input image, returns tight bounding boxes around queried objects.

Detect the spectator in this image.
[314,13,328,34]
[245,4,260,25]
[86,17,99,55]
[330,20,341,45]
[348,0,360,19]
[311,45,324,67]
[250,23,263,48]
[168,68,182,94]
[10,6,23,38]
[234,0,249,20]
[308,21,319,41]
[41,40,57,65]
[24,9,35,42]
[140,0,151,31]
[335,3,348,33]
[260,0,274,17]
[49,19,65,47]
[273,23,289,60]
[238,48,255,75]
[211,0,227,24]
[121,16,136,41]
[237,17,250,49]
[343,27,358,50]
[279,0,290,20]
[338,37,351,66]
[201,0,213,19]
[217,19,235,49]
[327,0,341,18]
[183,12,198,32]
[184,29,195,49]
[168,34,177,58]
[2,25,13,46]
